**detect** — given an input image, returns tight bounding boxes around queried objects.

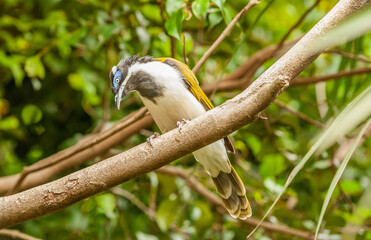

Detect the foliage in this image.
[0,0,370,239]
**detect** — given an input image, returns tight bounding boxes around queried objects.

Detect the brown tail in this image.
[212,164,252,219]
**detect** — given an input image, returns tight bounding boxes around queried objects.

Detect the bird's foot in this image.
[177,118,190,133]
[147,132,160,147]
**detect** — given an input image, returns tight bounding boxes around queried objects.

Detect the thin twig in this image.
[324,49,371,64]
[278,0,321,46]
[275,100,325,129]
[192,0,260,73]
[0,229,41,240]
[111,187,156,220]
[291,67,371,86]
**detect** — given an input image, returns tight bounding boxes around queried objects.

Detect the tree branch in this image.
[274,100,325,129]
[291,67,371,86]
[324,49,371,63]
[0,0,367,228]
[0,229,41,240]
[110,187,156,221]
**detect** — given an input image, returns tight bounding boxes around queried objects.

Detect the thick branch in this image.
[0,0,368,228]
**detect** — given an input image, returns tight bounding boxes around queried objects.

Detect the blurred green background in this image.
[0,0,370,239]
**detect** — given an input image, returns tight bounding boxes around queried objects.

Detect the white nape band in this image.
[111,65,117,74]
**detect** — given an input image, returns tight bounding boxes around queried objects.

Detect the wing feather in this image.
[156,57,214,110]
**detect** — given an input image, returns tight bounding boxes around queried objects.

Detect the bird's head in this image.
[109,61,130,110]
[110,55,164,109]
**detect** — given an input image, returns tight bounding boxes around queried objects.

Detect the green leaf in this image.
[10,63,25,87]
[21,104,43,125]
[208,11,223,29]
[165,0,184,15]
[192,0,210,19]
[211,0,226,10]
[164,10,184,41]
[98,24,118,43]
[245,133,261,156]
[68,73,85,90]
[259,154,287,178]
[0,116,19,130]
[222,5,233,24]
[192,200,213,232]
[65,27,88,46]
[340,180,362,195]
[156,197,179,232]
[0,50,25,86]
[25,56,45,79]
[96,193,116,214]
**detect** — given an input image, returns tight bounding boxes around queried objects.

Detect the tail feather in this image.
[228,167,246,196]
[212,163,252,219]
[239,195,248,209]
[238,208,251,219]
[221,193,239,213]
[212,172,232,199]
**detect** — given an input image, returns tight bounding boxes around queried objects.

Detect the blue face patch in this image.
[112,70,122,88]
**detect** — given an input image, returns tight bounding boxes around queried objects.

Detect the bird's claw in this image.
[147,132,160,147]
[177,118,190,132]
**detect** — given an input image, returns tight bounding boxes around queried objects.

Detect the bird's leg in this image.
[147,132,160,147]
[177,118,190,132]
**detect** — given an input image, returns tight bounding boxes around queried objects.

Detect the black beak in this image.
[115,85,126,110]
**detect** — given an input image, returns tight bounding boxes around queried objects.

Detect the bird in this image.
[110,55,252,219]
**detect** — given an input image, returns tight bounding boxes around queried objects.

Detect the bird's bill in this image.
[115,85,125,110]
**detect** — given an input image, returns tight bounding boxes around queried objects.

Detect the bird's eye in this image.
[112,70,122,88]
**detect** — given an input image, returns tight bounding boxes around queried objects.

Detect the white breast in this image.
[135,61,207,133]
